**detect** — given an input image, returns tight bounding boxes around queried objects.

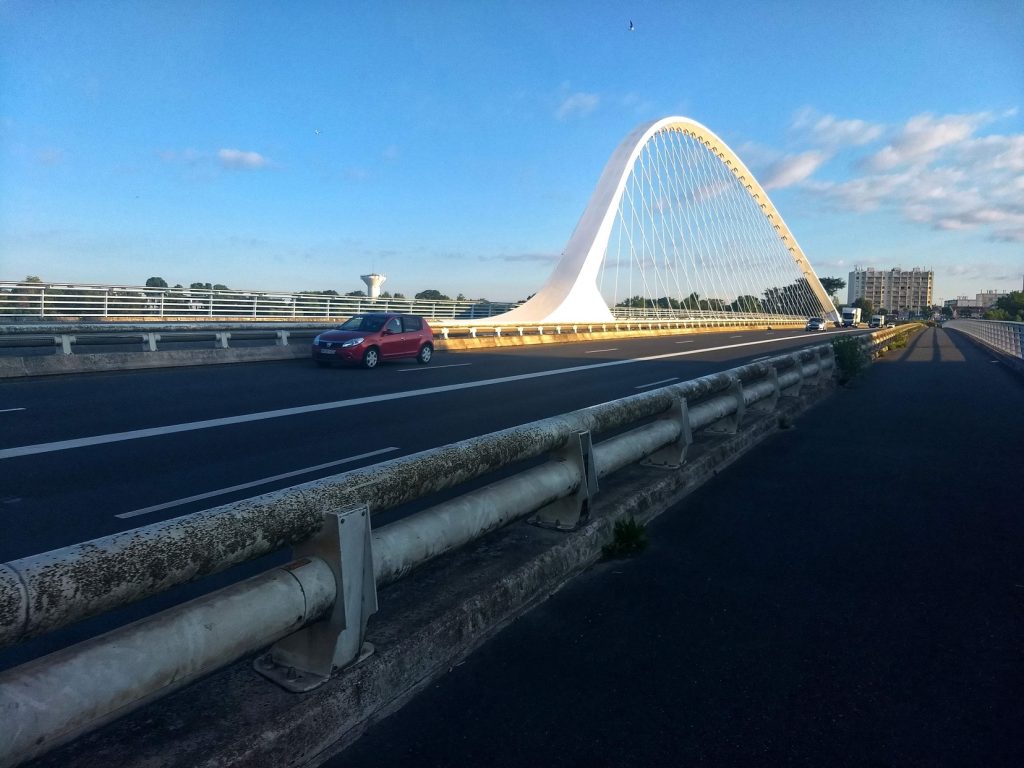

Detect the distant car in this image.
[312,313,434,369]
[886,322,896,328]
[805,317,827,331]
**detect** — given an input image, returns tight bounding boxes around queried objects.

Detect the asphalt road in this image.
[0,326,852,670]
[333,327,1024,768]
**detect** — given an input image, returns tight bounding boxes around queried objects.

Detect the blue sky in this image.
[1,0,1022,303]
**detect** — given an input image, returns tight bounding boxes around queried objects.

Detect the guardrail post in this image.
[746,366,781,415]
[530,431,597,531]
[275,330,290,346]
[54,334,76,355]
[494,327,502,337]
[254,504,377,692]
[214,332,230,349]
[780,354,803,397]
[704,377,745,435]
[141,332,160,352]
[642,396,693,468]
[469,327,477,338]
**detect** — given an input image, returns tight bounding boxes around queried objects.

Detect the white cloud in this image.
[786,110,1024,243]
[217,148,270,170]
[555,91,599,121]
[791,108,884,148]
[865,112,993,171]
[36,148,66,166]
[761,151,829,189]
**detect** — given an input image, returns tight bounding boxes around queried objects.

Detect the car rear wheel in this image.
[417,343,433,364]
[362,347,380,369]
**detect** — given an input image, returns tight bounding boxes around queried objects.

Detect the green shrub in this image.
[603,517,648,558]
[832,337,867,383]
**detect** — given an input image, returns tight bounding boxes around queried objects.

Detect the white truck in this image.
[869,314,885,328]
[841,307,862,327]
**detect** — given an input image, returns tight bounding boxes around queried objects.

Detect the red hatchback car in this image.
[312,313,434,369]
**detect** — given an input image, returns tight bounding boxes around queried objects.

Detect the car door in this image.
[378,316,405,359]
[400,315,424,355]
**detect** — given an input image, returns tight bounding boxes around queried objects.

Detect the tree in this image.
[24,275,42,283]
[731,295,764,313]
[819,276,846,301]
[345,290,366,297]
[145,277,168,288]
[393,292,406,299]
[456,293,467,301]
[415,289,451,301]
[984,291,1024,321]
[852,297,874,318]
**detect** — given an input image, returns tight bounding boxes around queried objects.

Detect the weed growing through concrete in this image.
[603,517,648,558]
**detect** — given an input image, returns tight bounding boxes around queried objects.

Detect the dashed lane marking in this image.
[115,447,399,519]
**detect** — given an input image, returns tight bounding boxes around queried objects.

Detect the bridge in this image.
[1,118,1021,768]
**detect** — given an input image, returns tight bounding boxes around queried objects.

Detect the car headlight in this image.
[341,337,364,347]
[313,334,321,344]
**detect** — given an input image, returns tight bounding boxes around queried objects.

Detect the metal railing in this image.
[0,326,915,766]
[1,281,810,325]
[944,319,1024,360]
[0,281,519,321]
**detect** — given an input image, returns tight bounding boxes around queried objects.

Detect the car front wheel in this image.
[417,343,433,364]
[362,347,380,369]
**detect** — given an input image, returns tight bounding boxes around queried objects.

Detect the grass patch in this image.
[603,517,648,559]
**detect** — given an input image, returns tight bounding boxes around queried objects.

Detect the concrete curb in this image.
[32,380,834,768]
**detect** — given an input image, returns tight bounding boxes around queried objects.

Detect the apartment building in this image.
[848,267,934,314]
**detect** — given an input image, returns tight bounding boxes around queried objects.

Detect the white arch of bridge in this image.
[495,116,838,324]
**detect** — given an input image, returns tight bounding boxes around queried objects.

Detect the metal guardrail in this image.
[943,319,1024,360]
[0,327,916,765]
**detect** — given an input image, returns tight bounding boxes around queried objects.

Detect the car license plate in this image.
[320,348,334,354]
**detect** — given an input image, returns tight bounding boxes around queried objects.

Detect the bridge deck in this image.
[336,327,1024,767]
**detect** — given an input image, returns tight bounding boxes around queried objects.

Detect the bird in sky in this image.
[629,20,634,31]
[314,129,321,135]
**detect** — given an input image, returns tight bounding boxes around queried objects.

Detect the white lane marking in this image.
[730,335,743,338]
[0,408,27,414]
[115,447,399,519]
[396,363,472,372]
[675,340,694,344]
[635,377,680,390]
[0,335,823,460]
[584,348,618,354]
[751,355,771,362]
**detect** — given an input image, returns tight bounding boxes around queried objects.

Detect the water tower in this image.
[360,273,386,299]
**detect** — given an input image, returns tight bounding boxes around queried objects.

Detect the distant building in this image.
[848,267,934,316]
[943,290,1010,319]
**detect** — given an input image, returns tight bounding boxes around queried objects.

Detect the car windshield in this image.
[808,318,823,323]
[339,316,386,332]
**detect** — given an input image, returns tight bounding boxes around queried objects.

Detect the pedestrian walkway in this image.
[335,327,1024,767]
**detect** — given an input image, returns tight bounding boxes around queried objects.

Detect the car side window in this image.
[385,317,402,334]
[401,316,422,332]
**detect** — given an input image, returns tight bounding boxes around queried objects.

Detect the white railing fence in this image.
[1,281,811,325]
[0,281,518,321]
[944,319,1024,360]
